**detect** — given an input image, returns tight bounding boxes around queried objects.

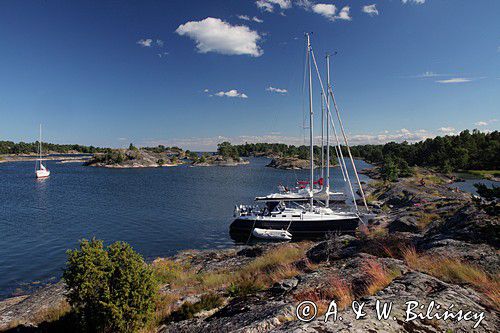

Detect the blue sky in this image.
[0,0,498,150]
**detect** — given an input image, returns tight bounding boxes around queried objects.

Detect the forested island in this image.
[84,142,248,168]
[231,130,499,179]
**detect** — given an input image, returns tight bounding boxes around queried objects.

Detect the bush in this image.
[381,157,399,181]
[381,156,414,181]
[63,239,157,333]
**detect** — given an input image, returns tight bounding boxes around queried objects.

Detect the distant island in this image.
[266,157,315,170]
[85,144,185,168]
[85,142,249,168]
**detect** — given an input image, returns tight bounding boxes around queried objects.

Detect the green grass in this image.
[467,170,500,179]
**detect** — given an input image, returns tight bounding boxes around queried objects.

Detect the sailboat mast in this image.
[325,54,331,207]
[306,33,314,211]
[320,92,324,184]
[39,124,42,164]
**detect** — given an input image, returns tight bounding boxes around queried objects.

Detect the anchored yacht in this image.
[35,124,50,179]
[230,34,372,241]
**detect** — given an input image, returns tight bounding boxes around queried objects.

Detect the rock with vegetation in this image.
[191,154,249,167]
[85,145,183,168]
[266,157,315,170]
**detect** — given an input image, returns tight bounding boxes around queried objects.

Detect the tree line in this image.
[0,140,107,154]
[228,130,499,180]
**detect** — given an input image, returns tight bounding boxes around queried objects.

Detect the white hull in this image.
[36,169,50,178]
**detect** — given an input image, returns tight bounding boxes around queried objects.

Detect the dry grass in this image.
[152,259,195,288]
[227,242,310,296]
[416,211,440,230]
[414,171,447,185]
[149,242,313,324]
[402,246,500,310]
[31,300,71,324]
[362,259,401,295]
[294,274,354,314]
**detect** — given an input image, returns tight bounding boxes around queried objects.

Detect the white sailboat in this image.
[35,124,50,179]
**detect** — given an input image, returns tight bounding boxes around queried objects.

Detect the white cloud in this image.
[266,86,288,94]
[415,71,444,78]
[296,0,313,9]
[137,38,153,47]
[475,119,497,127]
[215,89,248,98]
[362,4,379,16]
[402,0,426,4]
[156,39,164,47]
[311,4,350,21]
[203,89,209,93]
[157,52,169,58]
[238,15,264,23]
[436,78,472,84]
[256,0,292,12]
[312,4,337,20]
[438,127,456,135]
[175,18,263,57]
[336,6,352,21]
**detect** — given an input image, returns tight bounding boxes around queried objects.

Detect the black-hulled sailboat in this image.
[230,33,372,241]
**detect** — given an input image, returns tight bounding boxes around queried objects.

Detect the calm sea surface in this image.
[0,158,369,298]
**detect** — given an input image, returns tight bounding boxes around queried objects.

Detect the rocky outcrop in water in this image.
[85,148,183,168]
[266,157,315,170]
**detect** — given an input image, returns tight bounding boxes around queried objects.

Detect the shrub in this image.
[381,157,399,182]
[63,239,157,332]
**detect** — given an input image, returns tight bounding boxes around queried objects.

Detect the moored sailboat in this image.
[35,124,50,179]
[230,33,371,241]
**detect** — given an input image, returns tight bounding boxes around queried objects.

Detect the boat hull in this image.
[230,216,359,241]
[36,170,50,178]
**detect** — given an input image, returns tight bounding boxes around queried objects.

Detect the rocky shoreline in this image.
[1,167,498,332]
[191,156,249,167]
